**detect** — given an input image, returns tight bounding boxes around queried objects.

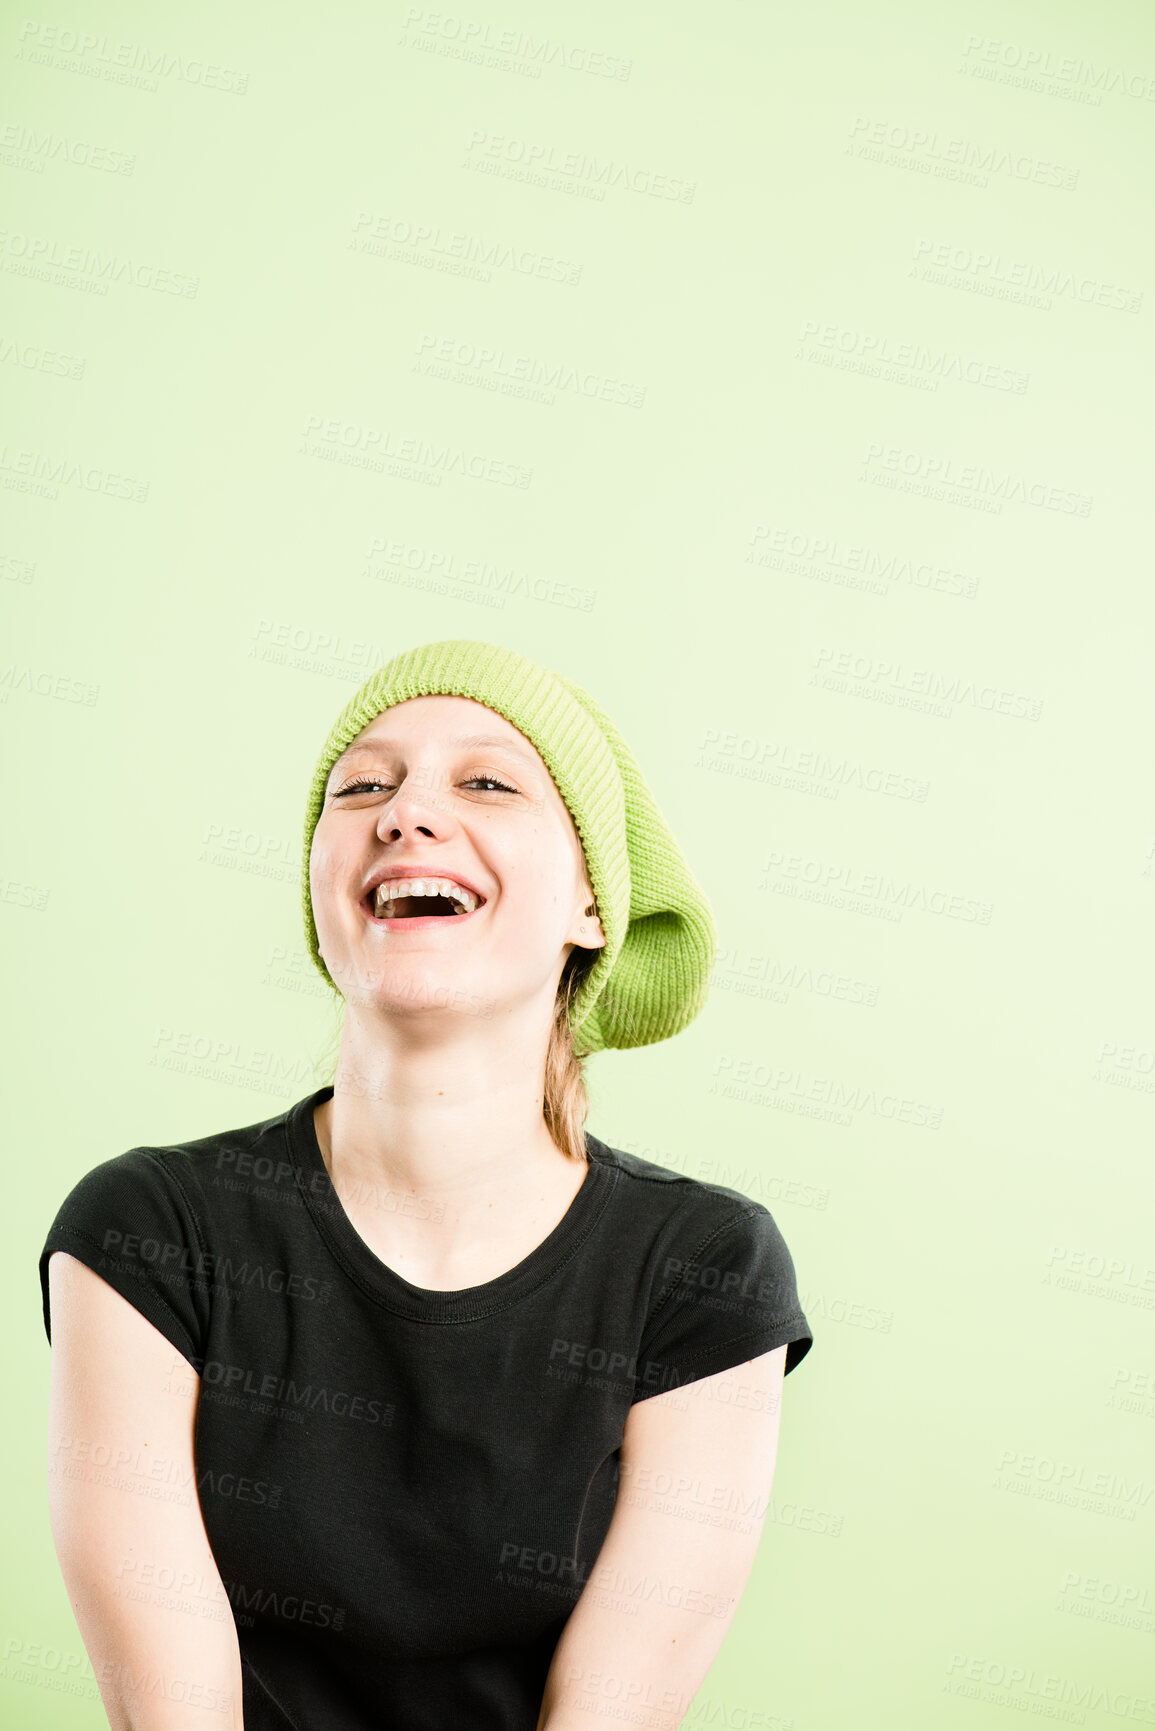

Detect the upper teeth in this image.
[373,877,478,914]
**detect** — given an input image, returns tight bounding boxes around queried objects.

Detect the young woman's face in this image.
[309,694,606,1022]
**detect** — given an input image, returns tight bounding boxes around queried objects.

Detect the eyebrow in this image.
[333,732,540,768]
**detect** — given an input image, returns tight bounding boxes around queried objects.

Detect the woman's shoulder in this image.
[38,1093,315,1362]
[43,1092,308,1237]
[584,1129,778,1230]
[586,1130,814,1379]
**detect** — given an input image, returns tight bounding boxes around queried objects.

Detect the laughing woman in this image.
[41,637,814,1731]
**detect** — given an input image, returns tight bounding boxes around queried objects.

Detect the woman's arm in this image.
[535,1345,788,1731]
[46,1251,245,1731]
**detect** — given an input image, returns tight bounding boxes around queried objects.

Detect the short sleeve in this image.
[632,1204,813,1403]
[39,1148,210,1372]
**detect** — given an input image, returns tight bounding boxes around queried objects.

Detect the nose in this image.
[376,765,452,840]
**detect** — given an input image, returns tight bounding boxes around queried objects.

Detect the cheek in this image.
[499,858,576,937]
[309,831,345,916]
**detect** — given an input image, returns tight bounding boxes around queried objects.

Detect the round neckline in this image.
[288,1085,617,1322]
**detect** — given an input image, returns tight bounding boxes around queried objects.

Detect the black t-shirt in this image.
[39,1084,813,1731]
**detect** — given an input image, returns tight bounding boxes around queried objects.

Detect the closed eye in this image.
[332,777,388,797]
[333,774,520,797]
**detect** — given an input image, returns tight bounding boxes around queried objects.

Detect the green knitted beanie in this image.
[299,638,716,1055]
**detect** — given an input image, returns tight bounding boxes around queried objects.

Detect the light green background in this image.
[4,0,1154,1725]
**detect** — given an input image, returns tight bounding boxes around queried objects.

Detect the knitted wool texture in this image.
[299,638,716,1055]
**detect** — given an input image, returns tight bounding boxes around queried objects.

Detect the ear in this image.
[573,898,607,951]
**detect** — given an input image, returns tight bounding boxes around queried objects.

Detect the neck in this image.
[313,999,583,1208]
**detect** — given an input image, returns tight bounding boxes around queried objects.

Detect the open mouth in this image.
[366,894,468,921]
[362,880,485,925]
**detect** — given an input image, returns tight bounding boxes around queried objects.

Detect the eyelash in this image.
[334,773,519,798]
